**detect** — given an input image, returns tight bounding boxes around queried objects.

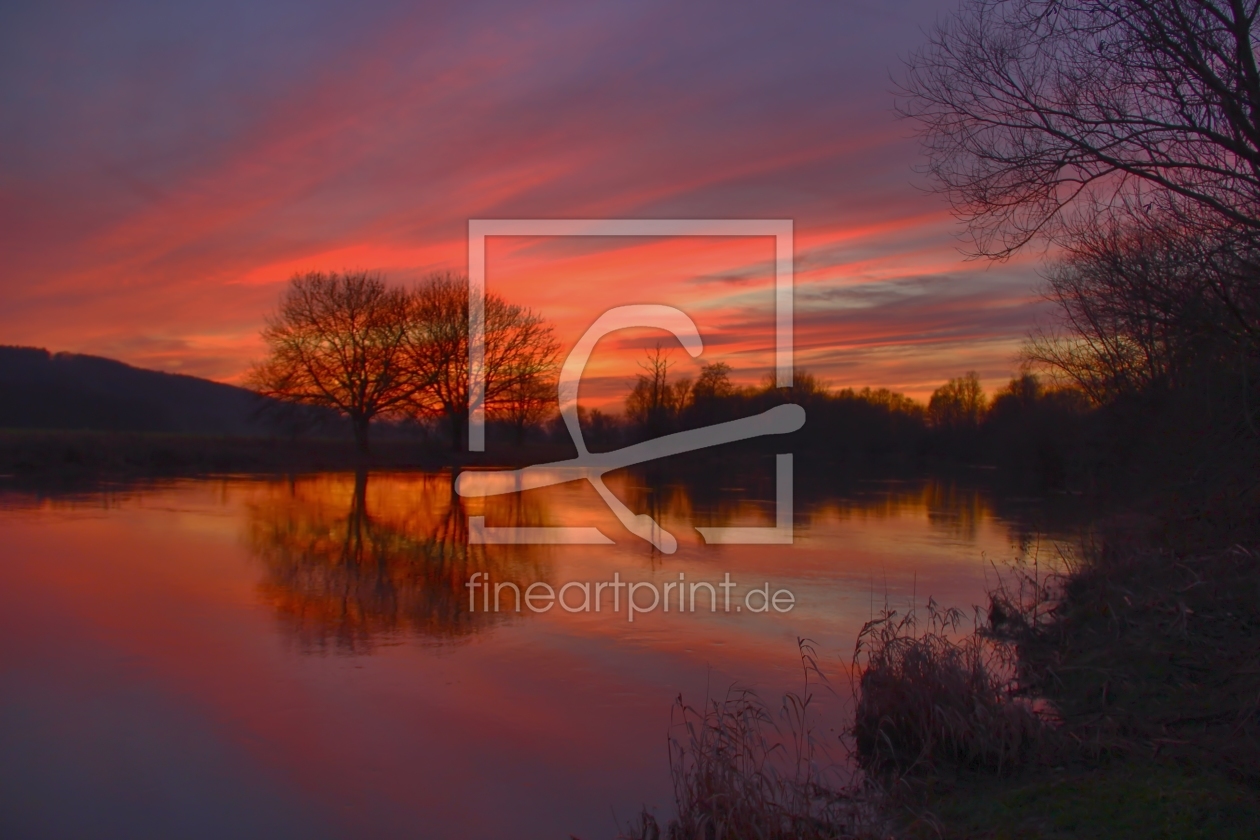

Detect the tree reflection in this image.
[613,463,996,544]
[245,471,546,653]
[920,480,986,541]
[242,468,1079,650]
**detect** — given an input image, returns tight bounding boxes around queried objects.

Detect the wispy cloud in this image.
[0,0,1042,401]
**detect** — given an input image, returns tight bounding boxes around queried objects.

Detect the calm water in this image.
[0,469,1072,838]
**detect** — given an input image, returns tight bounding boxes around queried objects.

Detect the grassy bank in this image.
[852,531,1260,838]
[842,515,1257,837]
[917,762,1260,839]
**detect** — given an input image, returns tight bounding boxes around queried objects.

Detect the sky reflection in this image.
[0,472,1073,837]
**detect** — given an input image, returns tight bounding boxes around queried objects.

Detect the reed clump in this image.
[621,643,881,840]
[849,600,1049,785]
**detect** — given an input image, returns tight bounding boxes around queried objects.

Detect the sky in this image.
[0,0,1047,406]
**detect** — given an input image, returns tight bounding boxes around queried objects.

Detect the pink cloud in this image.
[0,0,1042,403]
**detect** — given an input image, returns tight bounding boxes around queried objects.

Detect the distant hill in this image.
[0,346,320,436]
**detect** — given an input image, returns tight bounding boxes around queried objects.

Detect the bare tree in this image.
[687,361,736,424]
[904,0,1260,428]
[502,371,557,445]
[901,0,1260,259]
[1026,227,1197,400]
[929,372,988,430]
[853,387,923,416]
[760,368,830,405]
[1027,218,1260,394]
[625,343,693,437]
[406,272,560,450]
[249,271,417,455]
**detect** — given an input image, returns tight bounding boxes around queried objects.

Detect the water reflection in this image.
[0,468,1076,656]
[244,469,1019,653]
[244,471,548,653]
[616,463,1036,546]
[0,468,1089,838]
[800,479,992,541]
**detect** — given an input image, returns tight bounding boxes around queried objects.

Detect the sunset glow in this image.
[0,0,1044,401]
[4,3,1255,836]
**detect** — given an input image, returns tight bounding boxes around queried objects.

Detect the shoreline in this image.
[0,428,582,479]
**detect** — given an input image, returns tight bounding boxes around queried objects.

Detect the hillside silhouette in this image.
[0,345,293,435]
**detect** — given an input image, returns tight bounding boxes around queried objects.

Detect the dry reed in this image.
[620,642,880,840]
[848,599,1048,786]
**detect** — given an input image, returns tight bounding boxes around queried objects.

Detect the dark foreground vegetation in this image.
[621,532,1260,840]
[618,0,1260,834]
[849,534,1260,839]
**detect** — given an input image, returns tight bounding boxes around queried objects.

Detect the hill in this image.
[0,346,291,435]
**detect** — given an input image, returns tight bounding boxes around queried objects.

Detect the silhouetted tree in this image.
[1026,224,1259,402]
[984,374,1090,488]
[249,271,418,455]
[905,0,1260,453]
[929,372,987,431]
[502,370,556,445]
[853,387,923,416]
[765,369,830,406]
[693,361,734,400]
[549,406,626,451]
[625,343,692,437]
[687,361,739,425]
[902,0,1260,258]
[406,272,559,451]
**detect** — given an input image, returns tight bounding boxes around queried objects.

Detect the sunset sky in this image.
[0,0,1047,406]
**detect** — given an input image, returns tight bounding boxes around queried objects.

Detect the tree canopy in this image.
[902,0,1260,258]
[250,270,559,453]
[248,271,418,454]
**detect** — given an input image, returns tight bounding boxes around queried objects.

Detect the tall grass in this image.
[621,601,1060,838]
[620,642,879,840]
[848,599,1049,786]
[626,528,1260,836]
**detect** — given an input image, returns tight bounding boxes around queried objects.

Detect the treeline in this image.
[256,255,1255,501]
[249,271,1101,487]
[1018,225,1260,506]
[546,347,1093,489]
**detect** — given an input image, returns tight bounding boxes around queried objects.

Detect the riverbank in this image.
[621,507,1260,838]
[0,428,579,478]
[861,520,1260,838]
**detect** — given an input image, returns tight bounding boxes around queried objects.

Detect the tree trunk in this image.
[351,415,371,458]
[448,410,465,453]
